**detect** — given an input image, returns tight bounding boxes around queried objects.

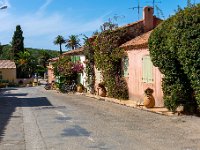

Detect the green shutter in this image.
[147,57,153,83]
[71,56,80,62]
[123,57,129,77]
[142,56,148,82]
[142,55,153,83]
[71,56,75,62]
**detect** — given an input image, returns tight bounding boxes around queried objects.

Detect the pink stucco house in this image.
[121,31,164,107]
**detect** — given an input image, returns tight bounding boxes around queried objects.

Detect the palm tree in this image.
[17,50,33,78]
[65,35,81,50]
[54,35,65,54]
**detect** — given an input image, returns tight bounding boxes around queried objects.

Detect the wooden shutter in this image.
[142,56,148,82]
[123,57,129,77]
[142,55,153,83]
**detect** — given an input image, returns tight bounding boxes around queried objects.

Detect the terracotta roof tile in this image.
[120,30,152,50]
[48,47,84,62]
[0,60,16,69]
[62,47,84,56]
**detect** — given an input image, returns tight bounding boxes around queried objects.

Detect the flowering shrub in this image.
[72,61,84,73]
[53,56,84,79]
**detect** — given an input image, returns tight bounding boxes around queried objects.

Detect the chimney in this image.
[143,6,154,32]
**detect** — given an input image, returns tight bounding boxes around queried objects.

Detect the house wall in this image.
[79,55,86,86]
[47,62,55,83]
[127,48,164,107]
[0,68,16,83]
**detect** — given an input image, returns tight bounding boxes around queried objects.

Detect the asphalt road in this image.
[0,85,200,150]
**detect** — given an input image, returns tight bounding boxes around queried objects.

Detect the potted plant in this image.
[97,82,107,97]
[143,87,155,108]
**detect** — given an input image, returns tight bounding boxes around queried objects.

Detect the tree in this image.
[148,4,200,113]
[54,35,65,55]
[11,25,24,59]
[100,19,118,32]
[38,50,51,68]
[65,35,81,50]
[0,44,14,60]
[16,50,34,78]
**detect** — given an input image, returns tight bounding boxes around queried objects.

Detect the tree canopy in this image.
[11,25,24,59]
[148,4,200,113]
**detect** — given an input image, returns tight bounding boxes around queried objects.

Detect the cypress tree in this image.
[11,25,24,59]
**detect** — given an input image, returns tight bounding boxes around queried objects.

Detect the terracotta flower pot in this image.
[143,95,155,108]
[99,88,106,97]
[77,86,83,93]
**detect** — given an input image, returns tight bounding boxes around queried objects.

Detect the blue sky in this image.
[0,0,199,51]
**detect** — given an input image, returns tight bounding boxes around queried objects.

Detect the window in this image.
[142,55,153,83]
[71,56,80,62]
[122,57,129,77]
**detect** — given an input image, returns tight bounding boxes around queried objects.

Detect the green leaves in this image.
[149,4,200,113]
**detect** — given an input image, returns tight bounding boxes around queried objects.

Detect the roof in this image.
[48,47,84,62]
[120,30,152,50]
[48,57,59,62]
[0,60,16,69]
[62,47,84,56]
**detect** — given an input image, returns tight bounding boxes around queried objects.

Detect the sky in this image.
[0,0,199,51]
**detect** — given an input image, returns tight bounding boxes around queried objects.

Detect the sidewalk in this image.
[81,93,177,116]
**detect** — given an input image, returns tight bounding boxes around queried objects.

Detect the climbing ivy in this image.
[93,27,141,100]
[83,36,95,94]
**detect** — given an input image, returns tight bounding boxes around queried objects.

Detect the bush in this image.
[149,4,200,113]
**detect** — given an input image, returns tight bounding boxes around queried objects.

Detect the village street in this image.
[0,85,200,150]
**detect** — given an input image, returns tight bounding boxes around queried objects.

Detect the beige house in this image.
[0,60,16,83]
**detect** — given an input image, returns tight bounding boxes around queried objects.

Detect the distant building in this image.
[0,60,16,83]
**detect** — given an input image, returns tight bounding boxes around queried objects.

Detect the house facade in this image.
[121,31,164,107]
[93,6,162,97]
[0,60,16,83]
[47,47,86,86]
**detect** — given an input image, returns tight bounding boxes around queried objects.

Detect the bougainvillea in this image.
[72,61,84,73]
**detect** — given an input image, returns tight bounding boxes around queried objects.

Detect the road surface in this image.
[0,85,200,150]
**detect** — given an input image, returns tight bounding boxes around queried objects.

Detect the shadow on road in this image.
[0,88,52,142]
[61,125,91,137]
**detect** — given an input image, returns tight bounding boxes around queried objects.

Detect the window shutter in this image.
[71,56,75,62]
[147,57,153,83]
[142,55,153,83]
[142,56,148,82]
[123,57,129,77]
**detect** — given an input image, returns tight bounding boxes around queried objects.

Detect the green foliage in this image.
[149,4,200,112]
[54,35,65,54]
[16,50,35,78]
[65,35,81,50]
[83,36,95,94]
[11,25,24,59]
[93,28,134,100]
[52,56,81,86]
[0,44,14,60]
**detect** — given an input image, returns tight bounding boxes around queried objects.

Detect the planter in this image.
[77,85,83,93]
[143,95,155,108]
[143,88,155,108]
[98,88,106,97]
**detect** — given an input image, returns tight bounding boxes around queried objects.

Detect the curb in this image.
[81,93,176,116]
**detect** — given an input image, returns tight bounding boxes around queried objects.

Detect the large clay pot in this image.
[99,88,106,97]
[77,86,83,93]
[143,95,155,108]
